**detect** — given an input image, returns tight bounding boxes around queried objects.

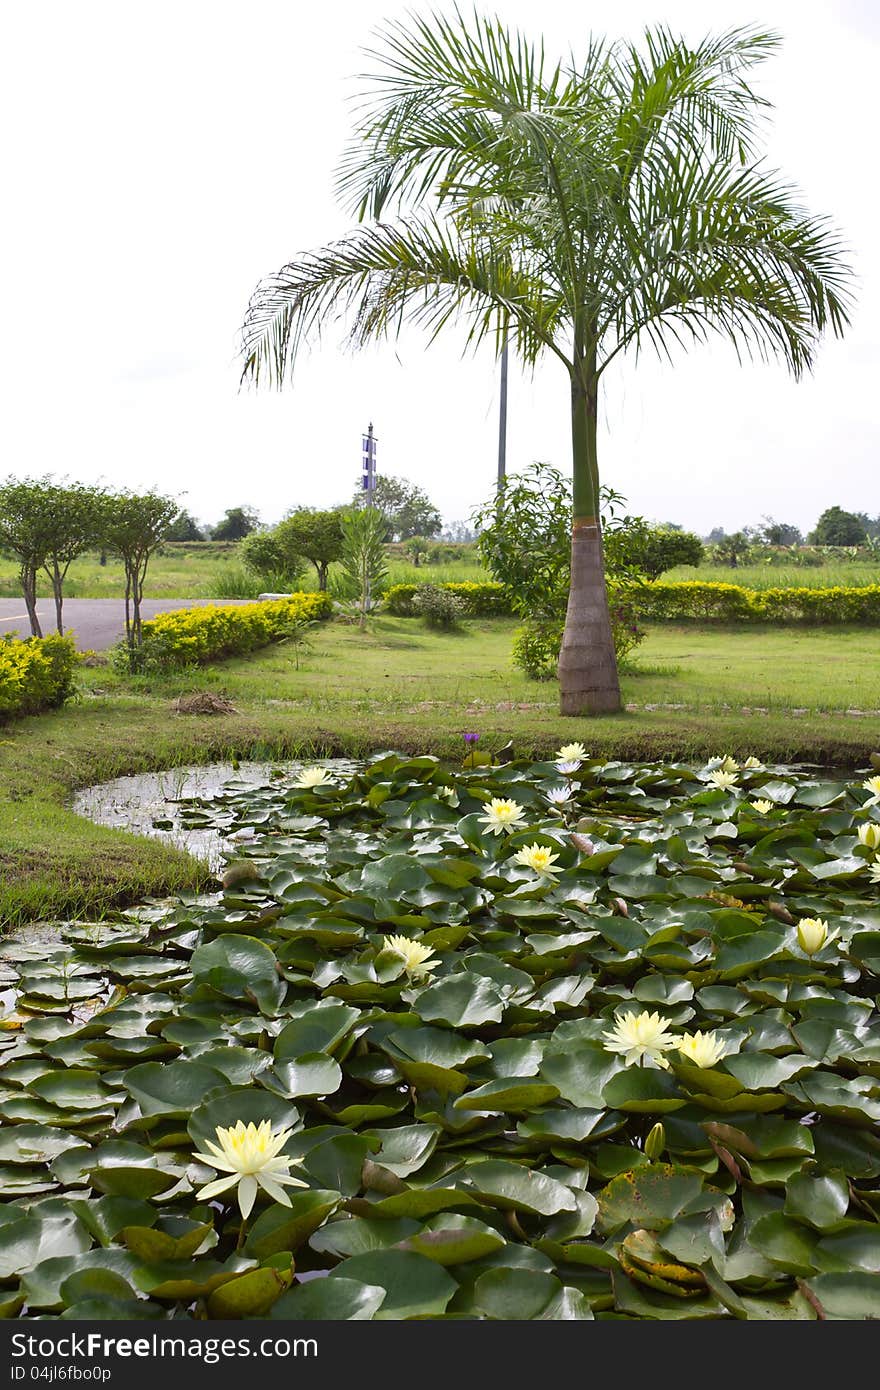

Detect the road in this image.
[0,598,255,652]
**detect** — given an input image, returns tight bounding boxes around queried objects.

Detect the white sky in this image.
[2,0,878,535]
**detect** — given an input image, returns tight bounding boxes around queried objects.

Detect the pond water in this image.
[72,758,359,872]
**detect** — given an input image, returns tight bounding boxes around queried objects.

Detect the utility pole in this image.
[361,423,377,616]
[497,338,508,492]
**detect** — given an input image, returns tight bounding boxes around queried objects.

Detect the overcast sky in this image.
[2,0,878,535]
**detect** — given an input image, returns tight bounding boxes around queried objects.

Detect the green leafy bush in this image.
[113,594,332,671]
[637,581,880,623]
[410,584,465,629]
[2,752,880,1320]
[513,587,646,680]
[0,633,78,720]
[384,580,510,616]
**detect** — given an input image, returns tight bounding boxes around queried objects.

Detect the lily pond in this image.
[1,751,879,1321]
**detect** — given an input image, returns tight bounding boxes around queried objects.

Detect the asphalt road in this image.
[0,598,254,651]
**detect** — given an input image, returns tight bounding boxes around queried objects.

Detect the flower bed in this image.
[1,751,878,1319]
[130,593,333,669]
[0,633,78,720]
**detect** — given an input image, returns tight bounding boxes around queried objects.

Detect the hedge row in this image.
[635,581,880,624]
[0,634,78,720]
[134,593,333,668]
[383,581,510,616]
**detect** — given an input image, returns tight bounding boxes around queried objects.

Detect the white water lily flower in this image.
[750,799,774,815]
[557,742,587,761]
[545,784,573,806]
[436,785,459,805]
[602,1010,676,1068]
[676,1030,729,1068]
[796,917,838,955]
[555,760,582,776]
[293,766,333,790]
[512,843,561,878]
[708,769,739,791]
[383,934,438,979]
[478,797,527,835]
[867,857,880,885]
[717,755,740,773]
[194,1120,307,1218]
[743,756,764,770]
[862,775,880,805]
[857,823,880,850]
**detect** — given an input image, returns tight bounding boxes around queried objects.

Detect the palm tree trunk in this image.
[558,372,621,715]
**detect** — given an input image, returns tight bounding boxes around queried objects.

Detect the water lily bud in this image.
[857,823,880,850]
[796,917,830,955]
[644,1123,666,1160]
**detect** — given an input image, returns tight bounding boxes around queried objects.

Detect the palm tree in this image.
[240,10,852,715]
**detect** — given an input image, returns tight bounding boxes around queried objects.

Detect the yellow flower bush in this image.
[131,594,332,669]
[0,634,78,721]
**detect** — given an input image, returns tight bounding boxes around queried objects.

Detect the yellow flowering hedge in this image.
[384,581,510,616]
[135,593,333,669]
[636,581,880,624]
[0,634,78,720]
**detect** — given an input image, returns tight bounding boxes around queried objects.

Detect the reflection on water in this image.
[72,759,356,872]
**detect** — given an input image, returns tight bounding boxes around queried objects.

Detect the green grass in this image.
[666,560,880,589]
[1,615,878,928]
[0,544,487,602]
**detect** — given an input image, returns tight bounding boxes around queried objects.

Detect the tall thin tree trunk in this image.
[51,561,64,635]
[557,369,621,716]
[20,562,42,638]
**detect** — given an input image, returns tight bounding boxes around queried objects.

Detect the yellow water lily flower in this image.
[676,1030,729,1068]
[857,823,880,850]
[602,1010,676,1068]
[194,1120,307,1218]
[293,766,333,789]
[750,799,774,814]
[708,769,739,791]
[862,775,880,805]
[796,917,838,955]
[717,755,740,773]
[382,934,438,979]
[743,756,764,770]
[512,843,561,878]
[478,797,527,835]
[557,742,587,762]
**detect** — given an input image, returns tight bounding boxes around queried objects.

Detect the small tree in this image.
[279,508,345,590]
[808,506,867,546]
[712,532,751,567]
[102,491,179,658]
[37,481,107,633]
[239,526,308,590]
[611,525,704,581]
[0,477,58,636]
[339,507,388,629]
[212,506,260,540]
[404,536,429,567]
[759,516,803,546]
[165,509,205,542]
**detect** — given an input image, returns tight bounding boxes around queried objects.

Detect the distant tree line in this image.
[705,507,880,562]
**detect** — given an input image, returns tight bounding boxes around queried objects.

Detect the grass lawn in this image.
[0,615,878,928]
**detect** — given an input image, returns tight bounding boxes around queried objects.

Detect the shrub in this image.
[635,581,880,624]
[410,584,465,629]
[512,586,646,680]
[384,580,510,616]
[0,634,78,720]
[114,593,333,671]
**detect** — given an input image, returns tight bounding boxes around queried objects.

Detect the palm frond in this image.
[239,215,570,390]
